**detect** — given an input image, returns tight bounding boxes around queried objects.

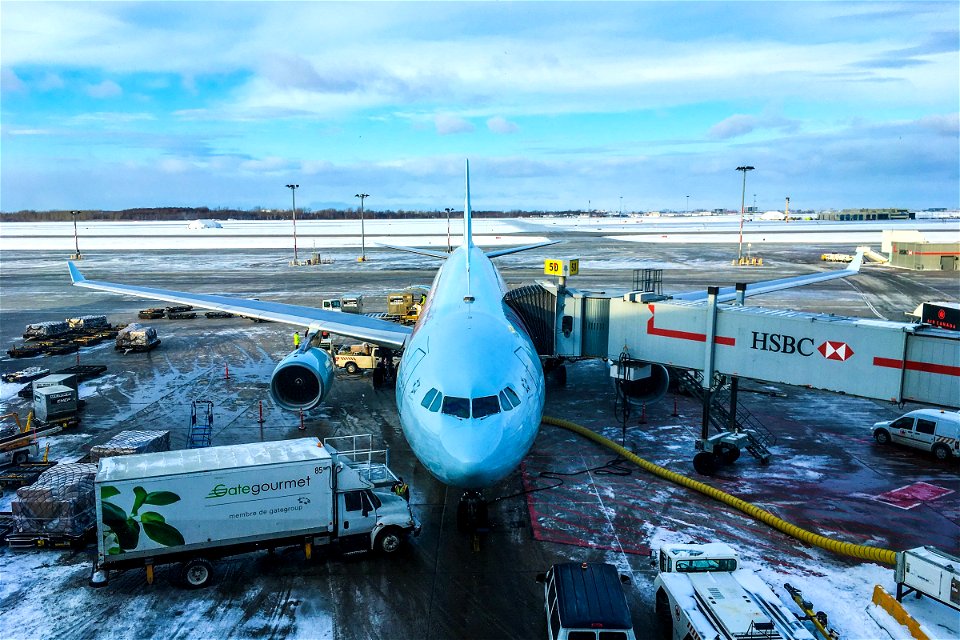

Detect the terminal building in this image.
[818,208,913,221]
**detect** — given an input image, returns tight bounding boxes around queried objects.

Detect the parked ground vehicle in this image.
[91,436,419,588]
[334,343,385,374]
[387,286,429,324]
[0,413,40,468]
[654,543,814,640]
[872,409,960,461]
[538,562,636,640]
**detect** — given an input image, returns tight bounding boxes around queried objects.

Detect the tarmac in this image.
[0,240,958,639]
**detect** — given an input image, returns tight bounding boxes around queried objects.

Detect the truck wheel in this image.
[345,362,359,375]
[932,443,952,461]
[375,528,403,554]
[655,589,673,639]
[180,558,214,589]
[12,451,28,466]
[874,429,891,445]
[693,451,718,476]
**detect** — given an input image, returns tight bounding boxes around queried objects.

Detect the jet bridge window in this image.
[472,396,501,419]
[421,388,443,412]
[441,396,470,419]
[498,387,522,411]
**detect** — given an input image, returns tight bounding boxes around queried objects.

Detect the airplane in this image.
[67,161,865,531]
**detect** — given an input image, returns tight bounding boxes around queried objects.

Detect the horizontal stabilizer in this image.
[486,240,559,259]
[374,242,450,259]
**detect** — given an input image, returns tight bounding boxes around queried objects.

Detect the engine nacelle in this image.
[270,347,335,411]
[612,362,670,405]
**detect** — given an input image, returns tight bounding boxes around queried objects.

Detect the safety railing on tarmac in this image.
[323,434,396,487]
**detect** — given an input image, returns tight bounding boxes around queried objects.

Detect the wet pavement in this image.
[0,242,957,639]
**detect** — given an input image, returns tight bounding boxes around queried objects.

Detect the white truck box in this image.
[96,438,334,564]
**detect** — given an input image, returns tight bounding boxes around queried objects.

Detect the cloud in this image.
[1,68,26,93]
[86,80,122,98]
[434,114,474,135]
[917,113,960,136]
[487,116,519,134]
[709,115,757,139]
[37,72,65,91]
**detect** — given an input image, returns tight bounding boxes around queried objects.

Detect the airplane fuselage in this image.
[395,245,545,488]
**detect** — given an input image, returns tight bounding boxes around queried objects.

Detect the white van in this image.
[537,562,637,640]
[872,409,960,461]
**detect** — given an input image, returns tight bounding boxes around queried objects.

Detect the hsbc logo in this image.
[818,341,854,361]
[751,332,855,362]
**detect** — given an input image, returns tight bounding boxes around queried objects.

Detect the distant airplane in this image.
[68,161,864,530]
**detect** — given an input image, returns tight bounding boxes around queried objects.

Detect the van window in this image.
[916,419,937,435]
[675,558,737,572]
[599,633,628,640]
[891,417,914,430]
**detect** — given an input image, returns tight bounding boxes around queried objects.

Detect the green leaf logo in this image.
[101,486,120,500]
[99,487,184,554]
[144,491,180,506]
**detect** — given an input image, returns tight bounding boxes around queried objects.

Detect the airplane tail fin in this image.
[464,159,473,249]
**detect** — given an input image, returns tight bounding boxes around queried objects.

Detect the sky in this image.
[1,1,958,214]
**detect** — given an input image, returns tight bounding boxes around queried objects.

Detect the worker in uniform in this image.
[392,477,409,501]
[293,331,301,349]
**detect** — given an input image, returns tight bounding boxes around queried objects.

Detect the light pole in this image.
[619,196,623,216]
[285,184,299,264]
[686,195,690,214]
[444,207,455,252]
[355,193,369,262]
[70,210,82,260]
[735,166,754,264]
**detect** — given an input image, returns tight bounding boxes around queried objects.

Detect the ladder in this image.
[187,400,214,448]
[675,369,776,464]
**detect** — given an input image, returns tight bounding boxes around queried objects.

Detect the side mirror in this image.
[535,572,546,584]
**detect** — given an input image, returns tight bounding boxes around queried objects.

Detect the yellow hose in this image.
[542,415,898,565]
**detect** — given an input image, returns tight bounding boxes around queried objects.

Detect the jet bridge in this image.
[507,278,960,471]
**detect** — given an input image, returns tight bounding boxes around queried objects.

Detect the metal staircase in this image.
[187,400,214,448]
[674,369,776,464]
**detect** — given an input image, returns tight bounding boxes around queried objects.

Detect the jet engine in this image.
[613,362,670,405]
[270,347,335,411]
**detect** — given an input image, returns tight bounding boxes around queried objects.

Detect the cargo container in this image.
[91,437,419,588]
[33,385,78,423]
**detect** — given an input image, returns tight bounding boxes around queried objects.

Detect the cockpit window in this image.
[472,396,500,419]
[441,396,470,419]
[421,388,443,412]
[499,387,521,411]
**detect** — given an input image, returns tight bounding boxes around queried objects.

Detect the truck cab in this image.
[334,343,383,374]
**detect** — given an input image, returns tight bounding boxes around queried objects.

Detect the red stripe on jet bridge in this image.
[873,357,960,376]
[646,304,736,346]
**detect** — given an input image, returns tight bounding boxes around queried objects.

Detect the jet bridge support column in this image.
[728,284,746,432]
[699,287,719,443]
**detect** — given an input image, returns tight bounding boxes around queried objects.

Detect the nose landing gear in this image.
[457,491,489,550]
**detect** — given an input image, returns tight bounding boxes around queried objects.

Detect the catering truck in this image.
[91,437,419,589]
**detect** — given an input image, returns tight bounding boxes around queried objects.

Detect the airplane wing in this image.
[485,240,559,258]
[67,262,411,350]
[669,249,865,304]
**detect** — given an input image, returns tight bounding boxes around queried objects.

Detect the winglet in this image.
[67,261,85,284]
[847,248,865,273]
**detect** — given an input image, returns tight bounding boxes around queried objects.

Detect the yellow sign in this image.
[544,259,580,277]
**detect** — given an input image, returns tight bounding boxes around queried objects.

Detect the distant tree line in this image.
[0,207,587,222]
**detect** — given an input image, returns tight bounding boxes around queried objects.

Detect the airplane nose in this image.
[438,419,512,487]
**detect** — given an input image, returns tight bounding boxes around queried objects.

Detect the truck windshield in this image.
[675,558,737,572]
